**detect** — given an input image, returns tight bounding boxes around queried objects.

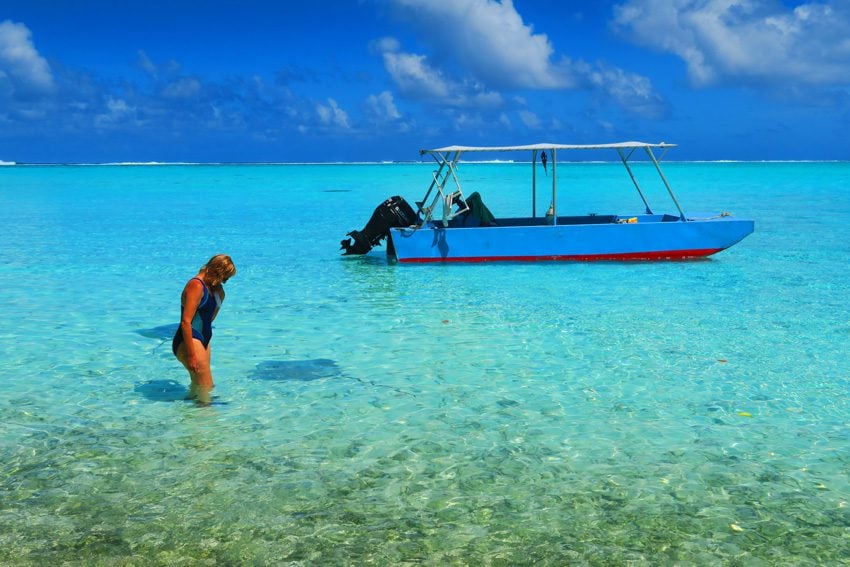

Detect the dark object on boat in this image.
[340,195,417,255]
[449,191,497,227]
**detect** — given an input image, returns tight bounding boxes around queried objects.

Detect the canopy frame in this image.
[417,141,683,225]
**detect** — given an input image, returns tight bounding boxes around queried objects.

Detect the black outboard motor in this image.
[340,195,418,255]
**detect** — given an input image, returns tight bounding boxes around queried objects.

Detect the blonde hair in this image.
[202,254,236,285]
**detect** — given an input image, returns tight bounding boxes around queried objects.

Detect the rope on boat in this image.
[686,211,733,221]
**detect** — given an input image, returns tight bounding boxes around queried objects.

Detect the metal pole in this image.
[551,148,557,226]
[617,148,653,214]
[417,153,448,218]
[645,147,685,220]
[532,149,537,218]
[422,151,459,226]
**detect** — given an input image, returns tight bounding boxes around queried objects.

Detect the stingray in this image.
[249,360,415,397]
[134,323,179,356]
[134,379,188,401]
[135,323,178,340]
[249,359,343,382]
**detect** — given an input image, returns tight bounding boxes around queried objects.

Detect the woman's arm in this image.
[211,286,225,321]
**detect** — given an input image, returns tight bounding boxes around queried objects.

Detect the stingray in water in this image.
[135,323,178,340]
[134,379,188,401]
[249,359,343,382]
[248,359,415,397]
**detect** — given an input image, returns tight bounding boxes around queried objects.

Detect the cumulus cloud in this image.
[162,77,202,99]
[385,0,569,89]
[373,36,504,107]
[136,50,158,78]
[0,20,54,97]
[379,0,665,117]
[135,50,181,81]
[612,0,850,87]
[368,36,401,55]
[94,97,137,128]
[367,90,402,120]
[316,98,351,129]
[586,64,668,118]
[381,49,452,99]
[518,109,542,129]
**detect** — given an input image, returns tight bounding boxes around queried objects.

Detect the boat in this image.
[340,142,754,263]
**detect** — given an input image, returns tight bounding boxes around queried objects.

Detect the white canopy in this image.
[421,141,675,155]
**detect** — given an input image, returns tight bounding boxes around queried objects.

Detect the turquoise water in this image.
[1,162,848,564]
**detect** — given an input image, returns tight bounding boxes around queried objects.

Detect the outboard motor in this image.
[340,195,418,255]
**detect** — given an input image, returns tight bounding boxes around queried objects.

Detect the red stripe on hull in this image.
[397,248,724,263]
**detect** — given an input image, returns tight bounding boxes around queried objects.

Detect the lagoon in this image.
[1,162,848,564]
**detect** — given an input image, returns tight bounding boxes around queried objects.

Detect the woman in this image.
[172,254,236,404]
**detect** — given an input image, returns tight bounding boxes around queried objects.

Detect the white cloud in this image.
[613,0,850,86]
[135,50,182,81]
[587,64,667,118]
[94,97,136,127]
[162,77,202,99]
[382,50,452,99]
[374,35,505,107]
[470,91,504,106]
[386,0,569,89]
[452,112,486,130]
[369,36,401,55]
[367,90,401,120]
[137,50,158,78]
[0,20,53,95]
[518,109,542,129]
[380,0,664,117]
[316,98,351,129]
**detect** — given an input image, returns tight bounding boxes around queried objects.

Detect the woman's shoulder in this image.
[183,276,206,294]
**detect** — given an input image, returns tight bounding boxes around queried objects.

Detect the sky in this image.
[1,0,850,162]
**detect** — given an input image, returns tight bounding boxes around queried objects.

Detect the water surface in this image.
[1,162,848,564]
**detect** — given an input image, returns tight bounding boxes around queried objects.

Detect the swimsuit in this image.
[172,278,221,355]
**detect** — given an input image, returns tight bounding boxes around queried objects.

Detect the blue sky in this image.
[1,0,849,162]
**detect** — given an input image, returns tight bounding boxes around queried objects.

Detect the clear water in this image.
[1,162,848,564]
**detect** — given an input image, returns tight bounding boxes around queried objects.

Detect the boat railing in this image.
[418,151,470,227]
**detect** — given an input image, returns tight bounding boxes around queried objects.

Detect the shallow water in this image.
[1,162,849,564]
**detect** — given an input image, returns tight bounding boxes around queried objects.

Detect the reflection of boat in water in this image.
[341,142,754,263]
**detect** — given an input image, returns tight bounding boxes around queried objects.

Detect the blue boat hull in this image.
[389,214,754,263]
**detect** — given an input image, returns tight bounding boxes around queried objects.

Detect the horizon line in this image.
[2,159,848,167]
